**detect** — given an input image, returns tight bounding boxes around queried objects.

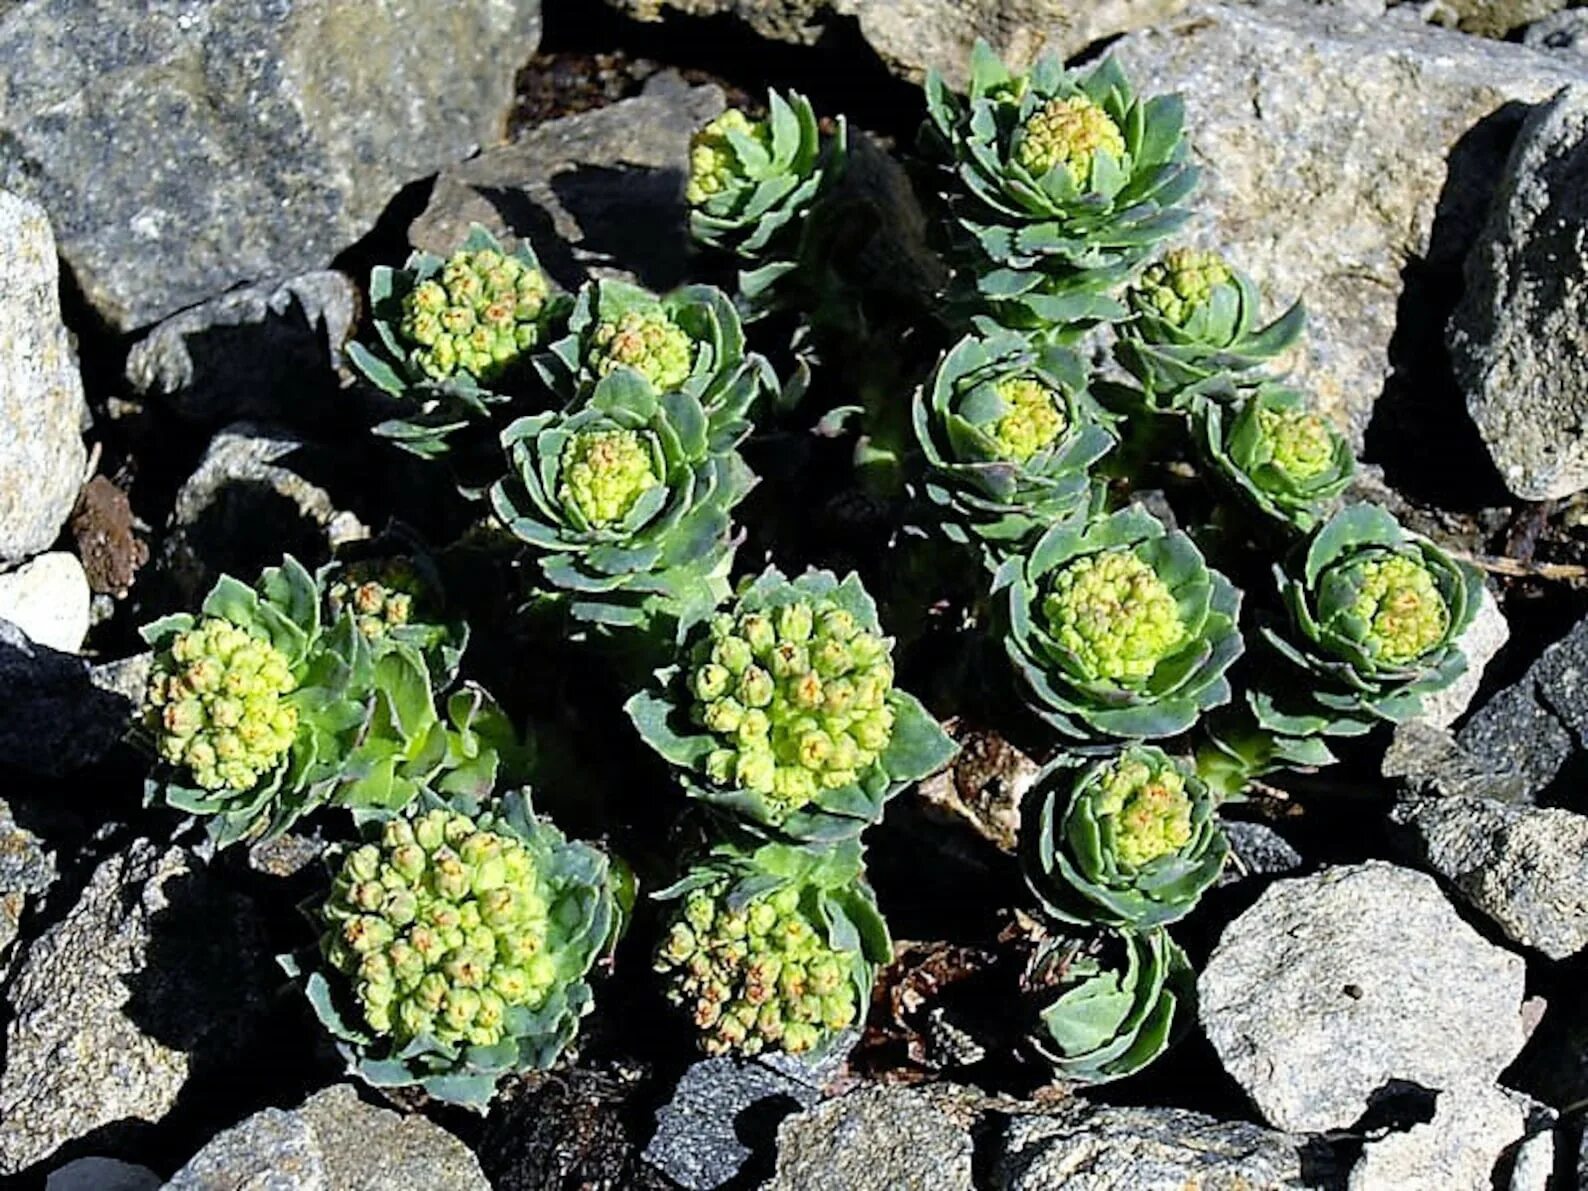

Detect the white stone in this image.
[0,552,91,653]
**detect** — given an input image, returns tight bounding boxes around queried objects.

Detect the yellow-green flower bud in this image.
[589,305,693,392]
[399,247,549,382]
[686,108,772,206]
[1346,555,1450,664]
[1041,550,1187,684]
[991,376,1067,462]
[1014,95,1126,181]
[559,428,659,527]
[1132,248,1233,328]
[1257,406,1336,483]
[1092,754,1194,869]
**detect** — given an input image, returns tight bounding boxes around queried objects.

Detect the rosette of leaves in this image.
[1113,248,1306,412]
[140,558,521,845]
[1023,747,1227,929]
[488,369,756,631]
[322,553,469,684]
[287,792,622,1108]
[923,42,1197,331]
[911,328,1115,561]
[999,504,1243,743]
[625,567,957,841]
[652,837,887,1058]
[536,278,773,433]
[1249,504,1482,741]
[1025,927,1194,1084]
[348,225,560,458]
[1196,384,1354,533]
[687,91,846,305]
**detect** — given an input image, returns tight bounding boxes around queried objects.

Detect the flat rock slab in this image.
[766,1085,974,1191]
[1199,861,1527,1133]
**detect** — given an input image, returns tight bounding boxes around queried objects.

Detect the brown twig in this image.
[1448,549,1588,583]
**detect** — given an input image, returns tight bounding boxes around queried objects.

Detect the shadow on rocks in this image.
[547,165,692,293]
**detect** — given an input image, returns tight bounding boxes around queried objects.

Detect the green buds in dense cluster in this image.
[588,305,694,393]
[1114,247,1305,412]
[913,330,1114,561]
[490,371,755,632]
[924,43,1197,331]
[627,568,956,840]
[293,793,622,1108]
[1197,385,1354,533]
[1000,505,1242,742]
[1250,504,1482,741]
[144,617,298,793]
[323,554,469,683]
[653,839,887,1058]
[1026,927,1194,1084]
[349,225,560,458]
[686,91,844,305]
[1025,748,1227,928]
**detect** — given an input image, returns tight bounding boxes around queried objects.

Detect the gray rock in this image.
[0,189,86,563]
[411,77,725,294]
[994,1100,1313,1191]
[247,829,329,879]
[0,842,269,1174]
[1199,861,1527,1133]
[1383,720,1530,803]
[1110,5,1588,446]
[46,1158,161,1191]
[1450,85,1588,501]
[1414,585,1509,730]
[0,0,543,332]
[0,795,56,977]
[0,621,140,777]
[126,272,358,425]
[0,551,91,653]
[1422,0,1575,37]
[1392,794,1588,958]
[1508,1124,1555,1191]
[641,1056,822,1190]
[766,1085,973,1191]
[165,1084,488,1191]
[1217,820,1304,886]
[1525,10,1588,54]
[1348,1082,1525,1190]
[162,422,367,607]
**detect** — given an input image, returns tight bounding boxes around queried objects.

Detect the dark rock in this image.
[0,0,544,331]
[44,1157,160,1191]
[1216,820,1304,887]
[0,794,55,978]
[0,621,140,777]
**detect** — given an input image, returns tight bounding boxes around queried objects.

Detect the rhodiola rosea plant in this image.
[125,31,1492,1116]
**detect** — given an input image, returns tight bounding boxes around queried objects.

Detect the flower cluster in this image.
[398,247,549,383]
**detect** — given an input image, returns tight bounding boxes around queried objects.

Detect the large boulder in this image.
[0,0,542,331]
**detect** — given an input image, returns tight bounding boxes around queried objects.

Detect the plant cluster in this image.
[132,40,1489,1108]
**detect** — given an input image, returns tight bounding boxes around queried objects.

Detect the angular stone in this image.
[995,1100,1315,1191]
[0,795,55,977]
[1450,84,1588,500]
[0,551,91,653]
[1348,1083,1525,1190]
[0,189,86,563]
[126,272,358,426]
[44,1158,160,1191]
[1199,862,1527,1133]
[1110,6,1588,446]
[0,0,543,331]
[1216,820,1304,887]
[766,1085,973,1191]
[1414,585,1508,730]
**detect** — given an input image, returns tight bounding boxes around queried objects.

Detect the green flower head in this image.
[1337,554,1449,665]
[688,109,773,206]
[144,617,298,792]
[1130,248,1233,328]
[589,305,694,392]
[1092,753,1193,869]
[559,428,661,527]
[1041,550,1187,685]
[1013,95,1126,182]
[399,247,549,383]
[991,375,1068,462]
[1259,405,1336,482]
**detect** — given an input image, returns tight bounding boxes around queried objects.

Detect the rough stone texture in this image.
[766,1085,973,1191]
[1110,5,1588,446]
[1525,9,1588,55]
[1199,861,1527,1133]
[1392,794,1588,958]
[0,189,87,563]
[0,551,91,652]
[1450,85,1588,501]
[0,795,56,977]
[917,726,1036,854]
[0,621,141,777]
[166,1084,488,1191]
[1508,1125,1555,1191]
[1384,720,1531,804]
[1415,585,1509,729]
[0,0,543,332]
[1216,820,1304,887]
[995,1100,1313,1191]
[1348,1082,1526,1190]
[606,0,1189,84]
[0,842,269,1174]
[161,423,366,608]
[126,272,358,426]
[45,1158,161,1191]
[1429,0,1575,37]
[412,76,725,294]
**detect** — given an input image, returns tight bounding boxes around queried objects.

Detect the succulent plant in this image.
[1114,248,1306,412]
[1249,503,1483,741]
[489,370,756,632]
[537,278,772,431]
[290,793,622,1108]
[1025,927,1194,1084]
[348,225,560,458]
[1197,385,1354,533]
[999,504,1243,743]
[323,554,469,684]
[912,328,1116,561]
[653,837,887,1058]
[626,567,957,841]
[687,91,846,304]
[1024,747,1227,928]
[140,558,522,845]
[924,43,1197,331]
